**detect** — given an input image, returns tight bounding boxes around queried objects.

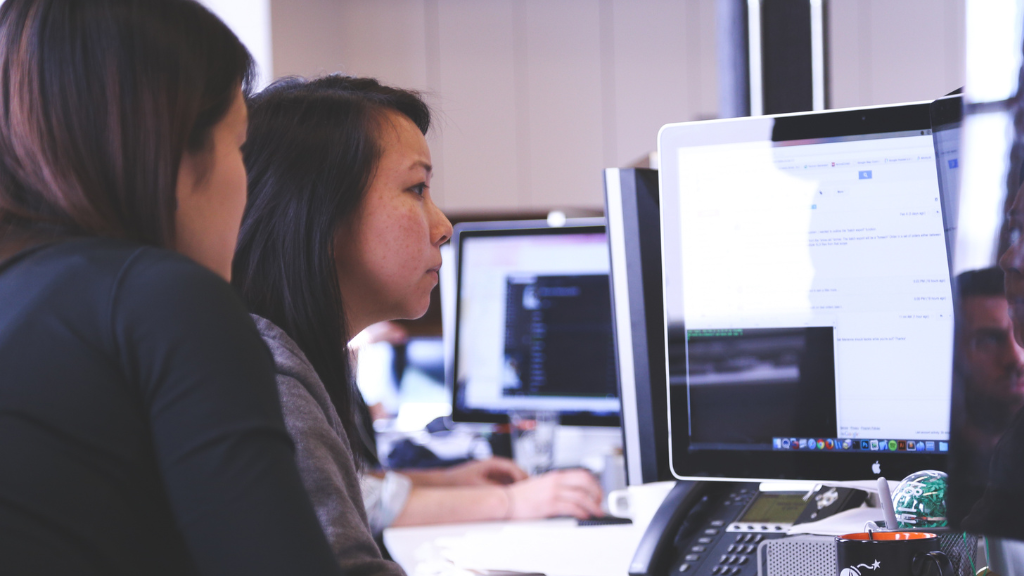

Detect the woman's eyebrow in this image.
[409,160,432,174]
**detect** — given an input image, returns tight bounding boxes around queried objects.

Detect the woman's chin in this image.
[396,299,431,321]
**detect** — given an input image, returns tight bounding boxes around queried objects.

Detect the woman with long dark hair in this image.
[233,75,604,566]
[0,1,344,574]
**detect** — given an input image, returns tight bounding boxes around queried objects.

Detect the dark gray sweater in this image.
[253,315,405,576]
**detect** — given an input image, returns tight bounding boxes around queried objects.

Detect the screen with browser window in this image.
[659,104,954,480]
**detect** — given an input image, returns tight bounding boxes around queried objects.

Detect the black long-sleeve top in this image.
[0,238,343,575]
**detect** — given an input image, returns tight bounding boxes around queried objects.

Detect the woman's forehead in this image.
[379,114,431,169]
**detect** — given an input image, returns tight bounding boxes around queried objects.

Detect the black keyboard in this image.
[577,516,633,527]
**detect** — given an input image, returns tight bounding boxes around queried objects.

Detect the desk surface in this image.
[382,482,680,576]
[384,517,647,576]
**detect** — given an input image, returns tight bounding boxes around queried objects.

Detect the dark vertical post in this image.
[717,0,750,119]
[760,0,814,114]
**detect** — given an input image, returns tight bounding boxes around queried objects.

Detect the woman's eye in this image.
[410,183,427,197]
[1012,226,1022,246]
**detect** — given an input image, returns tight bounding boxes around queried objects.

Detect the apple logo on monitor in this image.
[872,461,881,475]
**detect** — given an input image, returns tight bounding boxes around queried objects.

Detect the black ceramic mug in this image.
[836,532,953,576]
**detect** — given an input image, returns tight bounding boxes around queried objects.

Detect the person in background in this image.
[950,267,1024,526]
[232,75,605,563]
[0,1,345,574]
[962,186,1024,540]
[954,267,1024,446]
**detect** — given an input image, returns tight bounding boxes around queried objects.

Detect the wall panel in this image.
[271,0,429,90]
[434,0,519,211]
[828,0,965,109]
[520,1,606,209]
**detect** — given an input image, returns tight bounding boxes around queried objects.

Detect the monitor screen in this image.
[450,220,620,426]
[659,102,953,481]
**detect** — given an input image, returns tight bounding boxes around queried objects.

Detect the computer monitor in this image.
[658,102,953,482]
[605,168,673,485]
[449,219,621,427]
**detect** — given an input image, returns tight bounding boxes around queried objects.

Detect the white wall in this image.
[265,0,964,213]
[270,0,717,213]
[199,0,274,89]
[828,0,965,109]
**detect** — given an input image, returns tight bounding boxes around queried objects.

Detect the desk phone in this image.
[629,481,864,576]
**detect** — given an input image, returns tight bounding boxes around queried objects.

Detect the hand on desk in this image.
[445,457,529,486]
[400,457,528,487]
[507,469,604,520]
[391,465,604,526]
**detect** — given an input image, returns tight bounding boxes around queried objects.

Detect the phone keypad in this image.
[669,483,789,576]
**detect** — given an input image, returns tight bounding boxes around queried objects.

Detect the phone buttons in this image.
[697,537,713,544]
[684,554,700,562]
[703,528,719,535]
[677,563,691,573]
[710,519,725,527]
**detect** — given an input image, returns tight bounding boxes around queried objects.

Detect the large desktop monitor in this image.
[657,102,954,482]
[449,219,621,427]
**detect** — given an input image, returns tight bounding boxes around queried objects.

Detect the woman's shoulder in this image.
[251,315,346,434]
[14,236,224,294]
[250,315,318,380]
[2,236,237,325]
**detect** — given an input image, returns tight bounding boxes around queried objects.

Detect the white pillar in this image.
[198,0,274,90]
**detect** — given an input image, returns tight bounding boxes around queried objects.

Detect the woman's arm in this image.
[391,468,605,526]
[277,373,405,575]
[398,457,528,487]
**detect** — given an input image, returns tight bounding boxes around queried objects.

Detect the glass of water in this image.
[509,409,557,476]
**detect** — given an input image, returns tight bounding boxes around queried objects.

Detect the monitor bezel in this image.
[605,168,673,484]
[658,102,951,482]
[448,218,621,427]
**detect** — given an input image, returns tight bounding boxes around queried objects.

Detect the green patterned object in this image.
[892,470,948,529]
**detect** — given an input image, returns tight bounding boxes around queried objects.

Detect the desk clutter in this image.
[626,474,978,576]
[385,474,982,576]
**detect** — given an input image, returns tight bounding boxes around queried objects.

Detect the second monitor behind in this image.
[449,219,621,427]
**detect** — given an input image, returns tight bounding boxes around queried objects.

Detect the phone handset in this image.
[628,480,709,576]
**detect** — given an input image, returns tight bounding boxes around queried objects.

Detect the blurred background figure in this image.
[954,267,1024,445]
[950,267,1024,527]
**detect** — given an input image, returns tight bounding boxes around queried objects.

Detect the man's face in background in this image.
[959,294,1024,416]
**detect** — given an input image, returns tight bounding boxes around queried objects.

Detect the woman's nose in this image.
[430,200,452,246]
[1000,240,1023,274]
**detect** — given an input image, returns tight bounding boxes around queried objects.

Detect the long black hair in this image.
[232,75,431,466]
[0,0,253,247]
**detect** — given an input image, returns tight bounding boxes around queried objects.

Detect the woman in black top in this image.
[0,1,343,574]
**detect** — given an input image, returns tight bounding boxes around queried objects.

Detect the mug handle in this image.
[911,551,954,576]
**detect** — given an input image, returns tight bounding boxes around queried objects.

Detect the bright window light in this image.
[966,0,1024,103]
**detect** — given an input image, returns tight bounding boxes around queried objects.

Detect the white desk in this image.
[384,517,648,576]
